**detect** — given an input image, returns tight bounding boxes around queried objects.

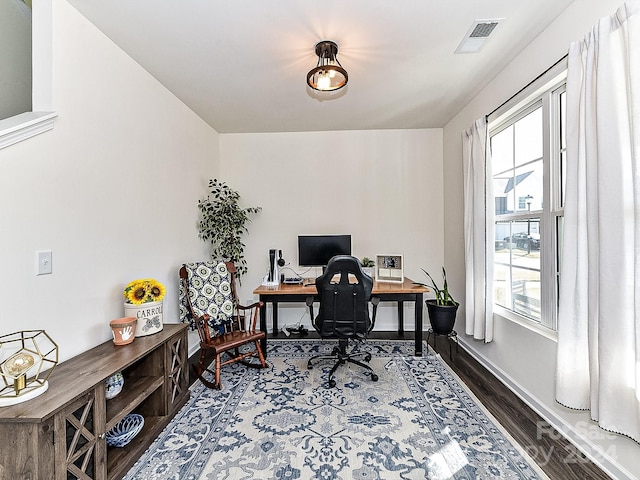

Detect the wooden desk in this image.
[253,278,429,357]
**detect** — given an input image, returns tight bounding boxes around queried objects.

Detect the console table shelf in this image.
[0,323,189,480]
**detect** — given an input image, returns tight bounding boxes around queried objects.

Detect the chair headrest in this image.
[317,255,373,292]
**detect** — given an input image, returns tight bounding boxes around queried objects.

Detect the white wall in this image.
[3,0,634,476]
[0,0,32,119]
[219,129,443,331]
[443,0,640,478]
[0,0,218,362]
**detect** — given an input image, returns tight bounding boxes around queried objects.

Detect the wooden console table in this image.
[0,323,189,480]
[254,278,429,357]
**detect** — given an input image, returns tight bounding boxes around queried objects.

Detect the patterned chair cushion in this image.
[179,261,234,334]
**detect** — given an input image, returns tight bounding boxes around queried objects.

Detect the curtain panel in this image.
[556,1,640,443]
[462,118,494,342]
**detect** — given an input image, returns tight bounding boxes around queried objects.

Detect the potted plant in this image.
[416,267,459,335]
[197,178,261,278]
[123,278,166,337]
[360,257,375,278]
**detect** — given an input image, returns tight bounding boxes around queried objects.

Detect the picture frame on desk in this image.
[375,254,404,283]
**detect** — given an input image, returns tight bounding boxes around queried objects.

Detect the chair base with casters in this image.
[180,262,268,390]
[307,338,379,388]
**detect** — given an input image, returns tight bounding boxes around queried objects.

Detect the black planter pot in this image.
[426,300,458,335]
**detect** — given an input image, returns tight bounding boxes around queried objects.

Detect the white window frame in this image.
[0,0,56,151]
[488,66,566,336]
[548,83,566,330]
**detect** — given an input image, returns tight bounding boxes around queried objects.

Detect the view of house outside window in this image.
[490,82,566,331]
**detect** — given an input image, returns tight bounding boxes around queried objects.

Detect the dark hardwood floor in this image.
[421,333,612,480]
[188,330,612,479]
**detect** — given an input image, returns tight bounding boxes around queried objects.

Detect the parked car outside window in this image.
[503,232,540,250]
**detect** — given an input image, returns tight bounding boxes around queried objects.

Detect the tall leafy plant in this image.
[198,178,261,278]
[418,267,458,306]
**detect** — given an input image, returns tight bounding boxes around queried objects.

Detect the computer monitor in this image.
[298,235,352,268]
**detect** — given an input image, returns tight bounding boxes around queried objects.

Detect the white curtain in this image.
[556,1,640,443]
[463,118,494,342]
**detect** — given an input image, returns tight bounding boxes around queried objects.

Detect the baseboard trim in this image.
[458,337,636,480]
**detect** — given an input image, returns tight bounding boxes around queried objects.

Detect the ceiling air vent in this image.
[455,19,503,54]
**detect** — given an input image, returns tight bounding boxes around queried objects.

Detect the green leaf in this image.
[421,266,456,306]
[197,178,261,278]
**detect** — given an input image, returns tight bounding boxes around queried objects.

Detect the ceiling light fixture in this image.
[306,40,348,92]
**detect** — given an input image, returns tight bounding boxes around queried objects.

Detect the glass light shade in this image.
[2,352,35,377]
[316,72,331,90]
[306,41,348,92]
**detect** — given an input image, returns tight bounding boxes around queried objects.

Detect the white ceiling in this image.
[66,0,574,133]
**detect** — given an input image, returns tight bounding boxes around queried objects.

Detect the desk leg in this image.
[271,301,279,336]
[415,294,424,356]
[397,301,404,336]
[259,299,268,358]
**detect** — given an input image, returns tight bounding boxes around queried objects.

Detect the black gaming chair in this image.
[307,255,380,388]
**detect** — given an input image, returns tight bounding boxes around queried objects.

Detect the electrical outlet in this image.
[36,250,52,275]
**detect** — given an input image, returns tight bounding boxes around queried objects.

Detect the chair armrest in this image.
[194,313,213,343]
[237,301,264,311]
[236,301,264,332]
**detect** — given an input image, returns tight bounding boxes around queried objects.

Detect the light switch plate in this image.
[37,250,52,275]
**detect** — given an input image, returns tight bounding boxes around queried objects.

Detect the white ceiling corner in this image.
[65,0,574,134]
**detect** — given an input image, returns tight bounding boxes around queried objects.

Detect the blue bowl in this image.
[106,413,144,447]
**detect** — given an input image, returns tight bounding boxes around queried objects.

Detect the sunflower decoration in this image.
[148,280,166,302]
[123,278,167,305]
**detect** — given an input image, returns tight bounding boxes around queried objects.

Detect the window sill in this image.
[0,111,57,151]
[494,305,558,342]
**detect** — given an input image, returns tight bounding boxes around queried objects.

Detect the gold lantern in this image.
[0,330,58,406]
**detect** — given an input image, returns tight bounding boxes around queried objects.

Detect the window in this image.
[0,0,32,121]
[490,80,566,331]
[0,0,55,150]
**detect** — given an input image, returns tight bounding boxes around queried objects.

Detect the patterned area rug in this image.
[124,340,548,479]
